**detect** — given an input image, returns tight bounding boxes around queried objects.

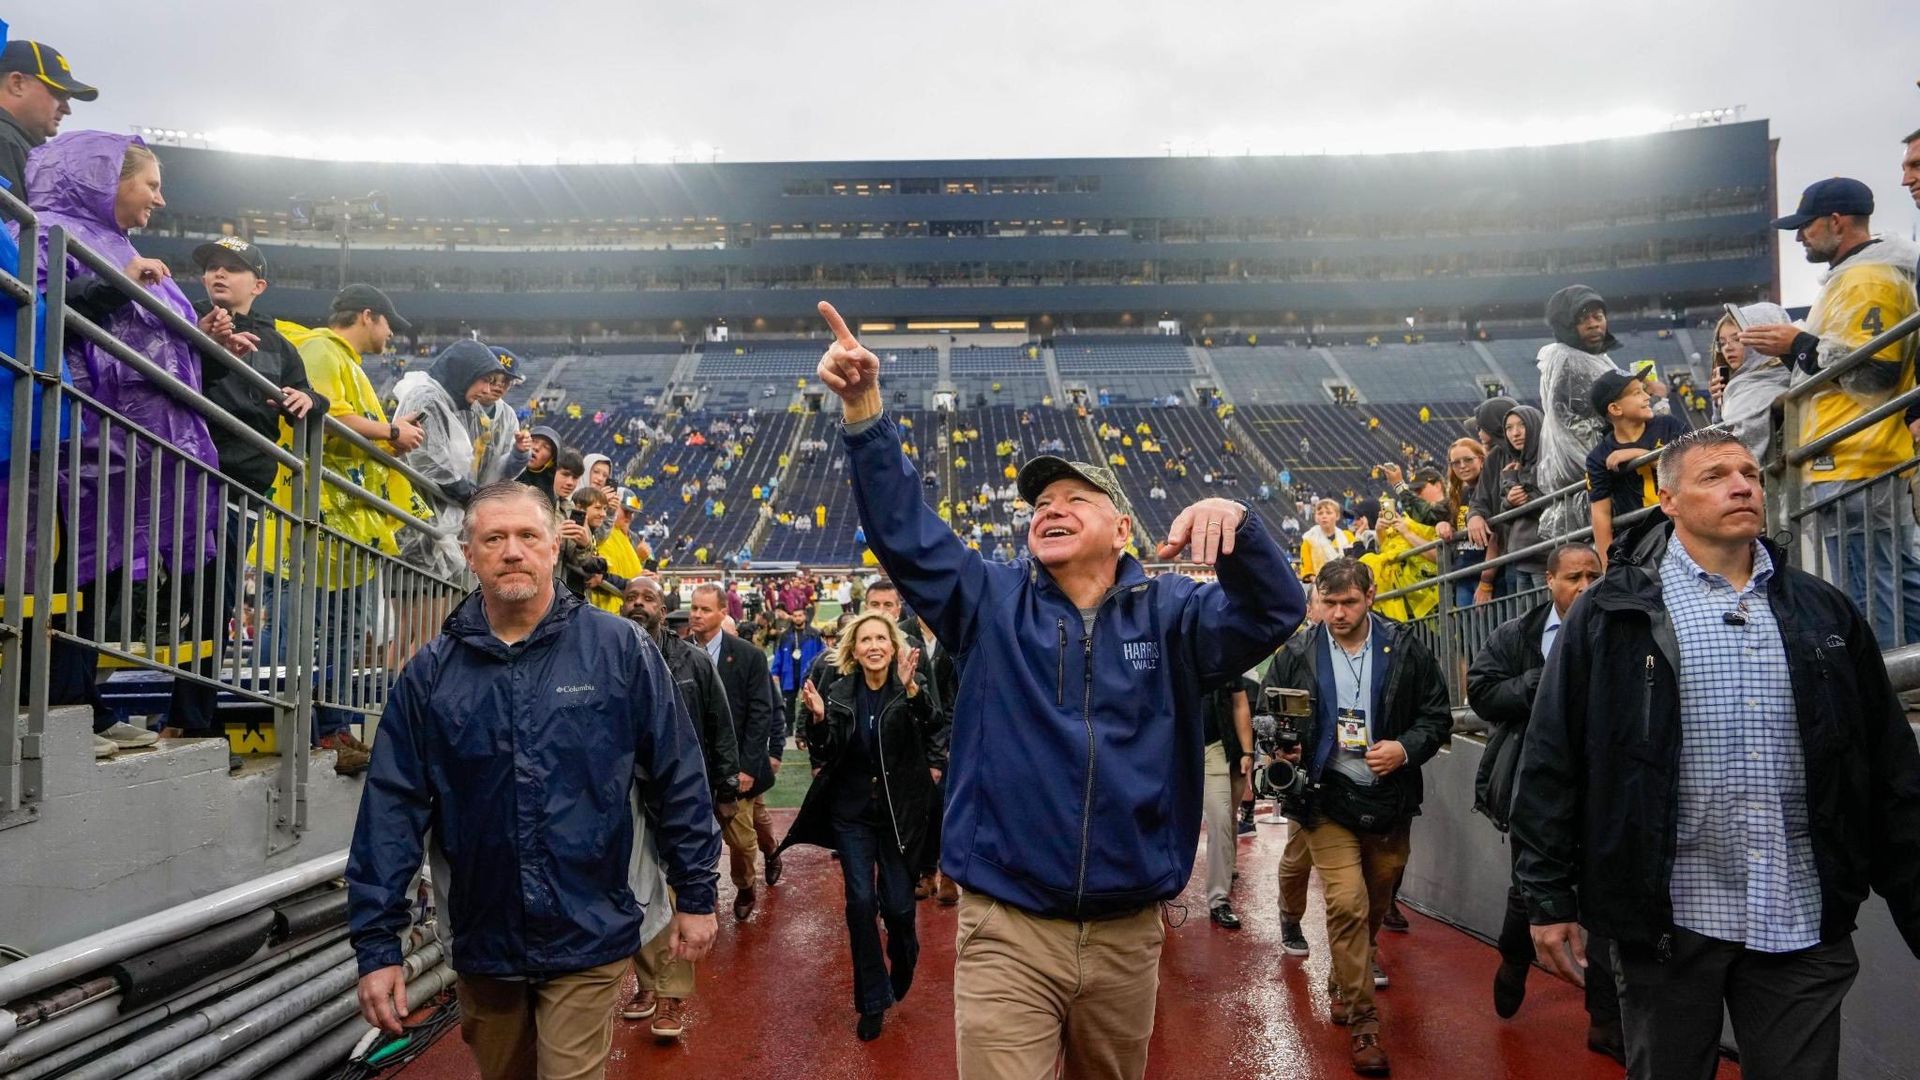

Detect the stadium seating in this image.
[1053,337,1195,375]
[1325,343,1495,404]
[1208,345,1337,404]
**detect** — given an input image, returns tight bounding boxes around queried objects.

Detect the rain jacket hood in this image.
[1473,396,1519,440]
[1715,303,1793,460]
[392,363,481,581]
[1503,404,1543,471]
[25,130,217,584]
[1544,284,1620,354]
[427,340,501,404]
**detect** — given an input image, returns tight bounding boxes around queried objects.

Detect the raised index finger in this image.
[817,301,858,348]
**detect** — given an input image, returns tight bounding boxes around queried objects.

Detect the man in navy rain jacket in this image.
[815,301,1304,1079]
[348,482,719,1080]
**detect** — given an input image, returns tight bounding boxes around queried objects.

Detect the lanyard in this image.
[1339,633,1370,714]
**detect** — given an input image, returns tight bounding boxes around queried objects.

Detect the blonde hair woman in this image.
[779,611,949,1042]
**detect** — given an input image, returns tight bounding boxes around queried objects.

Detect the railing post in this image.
[19,227,66,821]
[0,195,38,826]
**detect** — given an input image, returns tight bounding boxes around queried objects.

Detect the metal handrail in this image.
[1776,307,1920,402]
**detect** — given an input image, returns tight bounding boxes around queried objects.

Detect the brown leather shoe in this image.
[1350,1032,1390,1075]
[936,873,960,906]
[733,886,756,921]
[621,989,658,1020]
[316,731,370,776]
[651,997,687,1040]
[914,874,934,901]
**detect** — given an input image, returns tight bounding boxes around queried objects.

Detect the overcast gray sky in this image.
[27,0,1920,306]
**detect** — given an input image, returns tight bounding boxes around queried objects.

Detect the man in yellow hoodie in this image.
[259,285,429,773]
[1744,178,1920,646]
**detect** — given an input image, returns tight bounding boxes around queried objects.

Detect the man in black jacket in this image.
[1464,542,1617,1058]
[622,575,739,1036]
[1260,558,1451,1076]
[163,237,326,742]
[689,582,782,919]
[1515,428,1920,1080]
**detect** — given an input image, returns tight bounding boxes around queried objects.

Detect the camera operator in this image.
[1464,543,1620,1062]
[1202,674,1257,929]
[1258,557,1450,1076]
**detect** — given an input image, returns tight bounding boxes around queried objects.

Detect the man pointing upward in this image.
[816,301,1304,1079]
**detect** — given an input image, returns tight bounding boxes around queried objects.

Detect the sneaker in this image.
[1280,919,1310,957]
[1372,959,1388,988]
[315,731,371,776]
[1238,803,1255,828]
[622,989,658,1021]
[1236,819,1256,836]
[93,734,119,759]
[651,998,687,1040]
[99,722,158,749]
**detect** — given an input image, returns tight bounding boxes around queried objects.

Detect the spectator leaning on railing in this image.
[162,237,325,742]
[1745,177,1920,647]
[1707,303,1793,462]
[27,131,222,757]
[254,283,428,775]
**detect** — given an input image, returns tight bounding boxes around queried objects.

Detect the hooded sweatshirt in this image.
[523,425,562,500]
[1788,236,1920,483]
[24,131,218,585]
[1469,404,1546,575]
[1713,302,1794,462]
[1534,285,1654,540]
[391,340,502,579]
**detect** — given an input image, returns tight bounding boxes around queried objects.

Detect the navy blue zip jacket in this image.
[844,412,1304,918]
[347,587,721,977]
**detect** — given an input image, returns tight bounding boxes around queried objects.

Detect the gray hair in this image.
[1654,427,1751,492]
[459,482,556,544]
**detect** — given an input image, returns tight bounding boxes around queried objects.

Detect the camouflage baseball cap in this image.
[1017,456,1135,521]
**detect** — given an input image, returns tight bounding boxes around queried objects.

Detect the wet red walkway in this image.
[396,808,1740,1079]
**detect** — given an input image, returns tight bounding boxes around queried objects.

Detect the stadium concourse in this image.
[390,805,1740,1080]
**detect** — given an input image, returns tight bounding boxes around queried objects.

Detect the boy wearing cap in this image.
[162,238,327,740]
[1585,372,1690,562]
[0,39,95,196]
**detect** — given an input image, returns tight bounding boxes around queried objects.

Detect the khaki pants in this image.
[1278,820,1313,921]
[1202,742,1236,907]
[632,888,695,999]
[953,891,1165,1080]
[722,794,778,889]
[1301,818,1411,1035]
[456,958,629,1080]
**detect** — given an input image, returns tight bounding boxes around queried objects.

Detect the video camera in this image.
[1250,685,1312,801]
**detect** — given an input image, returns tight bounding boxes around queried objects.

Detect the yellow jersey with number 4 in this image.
[1799,238,1920,482]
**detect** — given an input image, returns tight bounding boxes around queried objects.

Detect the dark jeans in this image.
[1497,843,1618,1025]
[833,812,919,1015]
[166,507,251,735]
[255,574,362,742]
[1450,546,1488,609]
[1613,928,1857,1080]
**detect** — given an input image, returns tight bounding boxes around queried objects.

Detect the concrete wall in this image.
[0,708,362,954]
[1404,736,1920,1079]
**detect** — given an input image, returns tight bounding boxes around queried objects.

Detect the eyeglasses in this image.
[1448,457,1477,466]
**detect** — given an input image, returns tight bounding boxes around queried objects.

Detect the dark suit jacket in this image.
[709,631,781,794]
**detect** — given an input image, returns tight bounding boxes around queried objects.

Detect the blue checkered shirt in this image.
[1660,535,1821,952]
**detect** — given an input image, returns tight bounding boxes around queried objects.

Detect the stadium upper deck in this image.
[131,122,1778,333]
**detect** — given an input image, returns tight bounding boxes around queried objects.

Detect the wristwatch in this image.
[387,422,399,443]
